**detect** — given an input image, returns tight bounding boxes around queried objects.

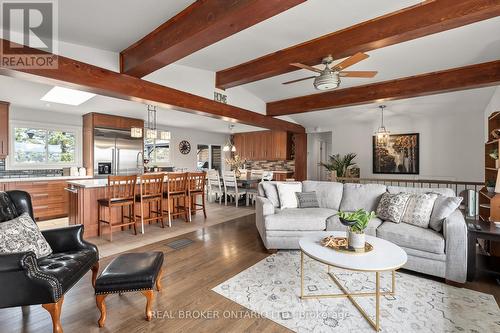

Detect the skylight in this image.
[41,86,96,106]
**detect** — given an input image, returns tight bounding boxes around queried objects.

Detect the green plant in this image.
[337,209,376,233]
[320,153,357,177]
[486,179,496,187]
[489,149,498,160]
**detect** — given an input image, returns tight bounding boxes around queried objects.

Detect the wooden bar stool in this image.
[187,172,207,221]
[135,173,165,232]
[163,173,189,226]
[97,175,137,241]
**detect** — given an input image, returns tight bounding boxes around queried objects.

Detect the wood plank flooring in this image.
[1,214,499,333]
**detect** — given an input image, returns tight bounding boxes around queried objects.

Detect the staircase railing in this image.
[335,177,484,220]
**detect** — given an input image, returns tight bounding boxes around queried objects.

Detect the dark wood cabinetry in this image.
[233,130,292,161]
[0,101,9,157]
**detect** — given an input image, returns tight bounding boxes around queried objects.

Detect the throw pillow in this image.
[0,212,52,258]
[296,192,319,208]
[277,182,302,209]
[376,192,411,223]
[262,182,280,208]
[0,191,18,222]
[402,193,438,228]
[429,195,463,232]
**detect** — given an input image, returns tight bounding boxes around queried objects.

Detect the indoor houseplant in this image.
[320,153,357,179]
[336,209,376,249]
[486,179,496,193]
[225,154,246,178]
[489,149,499,168]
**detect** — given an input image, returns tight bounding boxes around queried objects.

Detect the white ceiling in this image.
[0,75,262,133]
[57,0,196,52]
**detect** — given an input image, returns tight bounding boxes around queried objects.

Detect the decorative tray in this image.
[321,236,373,254]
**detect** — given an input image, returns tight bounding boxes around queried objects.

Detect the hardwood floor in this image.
[1,214,499,333]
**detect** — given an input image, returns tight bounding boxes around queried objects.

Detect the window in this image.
[144,137,170,166]
[12,124,79,167]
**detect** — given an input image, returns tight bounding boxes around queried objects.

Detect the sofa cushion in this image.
[376,192,411,223]
[264,208,335,231]
[302,181,343,210]
[0,212,52,259]
[387,185,455,197]
[429,196,463,232]
[339,183,386,212]
[261,182,281,208]
[401,193,438,229]
[277,182,302,209]
[376,221,445,254]
[296,192,319,208]
[326,215,382,236]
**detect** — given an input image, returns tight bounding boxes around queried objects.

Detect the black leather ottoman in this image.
[94,252,164,327]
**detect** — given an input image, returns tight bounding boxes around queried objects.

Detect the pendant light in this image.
[223,124,236,152]
[130,105,170,140]
[375,105,390,146]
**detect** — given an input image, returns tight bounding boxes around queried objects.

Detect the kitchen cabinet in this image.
[3,180,70,221]
[0,101,9,157]
[273,171,294,181]
[233,130,291,161]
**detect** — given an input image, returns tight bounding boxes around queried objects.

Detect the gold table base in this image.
[300,251,396,332]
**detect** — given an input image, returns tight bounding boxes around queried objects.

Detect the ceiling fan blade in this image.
[332,52,369,70]
[290,63,322,73]
[282,76,316,85]
[339,71,378,78]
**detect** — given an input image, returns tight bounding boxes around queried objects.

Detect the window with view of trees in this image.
[144,138,170,166]
[13,127,76,165]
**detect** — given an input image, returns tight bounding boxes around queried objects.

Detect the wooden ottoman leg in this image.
[91,262,99,288]
[156,269,164,292]
[42,296,64,333]
[141,290,154,321]
[95,295,107,328]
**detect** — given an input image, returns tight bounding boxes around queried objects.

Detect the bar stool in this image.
[163,173,189,226]
[97,175,137,242]
[187,171,207,221]
[135,173,165,232]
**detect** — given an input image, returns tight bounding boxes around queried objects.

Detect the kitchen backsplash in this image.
[0,159,63,178]
[245,160,295,171]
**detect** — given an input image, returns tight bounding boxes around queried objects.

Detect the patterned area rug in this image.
[212,251,500,332]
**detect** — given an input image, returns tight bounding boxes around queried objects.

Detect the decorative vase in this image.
[348,230,365,249]
[487,186,495,193]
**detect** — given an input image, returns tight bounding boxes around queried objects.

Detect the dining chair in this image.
[207,169,223,204]
[187,171,207,221]
[262,171,274,181]
[97,175,137,241]
[222,170,247,207]
[163,172,189,226]
[135,173,165,231]
[246,170,263,206]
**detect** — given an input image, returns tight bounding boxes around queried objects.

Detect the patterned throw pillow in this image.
[376,192,411,223]
[402,193,438,228]
[295,192,319,208]
[0,212,52,258]
[0,191,17,222]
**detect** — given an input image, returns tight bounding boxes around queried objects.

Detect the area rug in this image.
[212,251,500,332]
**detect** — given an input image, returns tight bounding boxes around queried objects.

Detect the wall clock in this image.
[179,140,191,154]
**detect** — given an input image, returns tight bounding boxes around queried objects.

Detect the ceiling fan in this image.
[283,52,377,91]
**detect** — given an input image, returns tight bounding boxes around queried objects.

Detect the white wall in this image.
[329,111,484,182]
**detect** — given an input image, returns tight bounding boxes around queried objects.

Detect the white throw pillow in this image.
[402,193,438,229]
[262,182,280,208]
[0,213,52,258]
[429,195,463,232]
[277,182,302,209]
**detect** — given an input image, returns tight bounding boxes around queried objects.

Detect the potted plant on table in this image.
[336,209,376,249]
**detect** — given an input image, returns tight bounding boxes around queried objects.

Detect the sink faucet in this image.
[136,151,144,174]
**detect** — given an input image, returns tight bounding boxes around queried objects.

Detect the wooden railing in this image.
[335,177,484,220]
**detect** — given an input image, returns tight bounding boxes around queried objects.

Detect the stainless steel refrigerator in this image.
[93,128,143,177]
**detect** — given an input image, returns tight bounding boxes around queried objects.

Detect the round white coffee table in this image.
[299,231,407,332]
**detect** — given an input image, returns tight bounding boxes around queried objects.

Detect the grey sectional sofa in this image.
[255,181,468,283]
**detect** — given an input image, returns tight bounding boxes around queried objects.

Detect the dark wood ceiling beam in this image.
[0,39,304,133]
[120,0,305,77]
[267,60,500,116]
[216,0,500,89]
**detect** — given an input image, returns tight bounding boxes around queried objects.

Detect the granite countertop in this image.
[67,178,109,188]
[0,175,93,183]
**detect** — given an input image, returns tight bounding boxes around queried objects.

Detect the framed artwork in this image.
[373,133,419,174]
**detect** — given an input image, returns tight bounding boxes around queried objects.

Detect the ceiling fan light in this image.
[313,71,340,91]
